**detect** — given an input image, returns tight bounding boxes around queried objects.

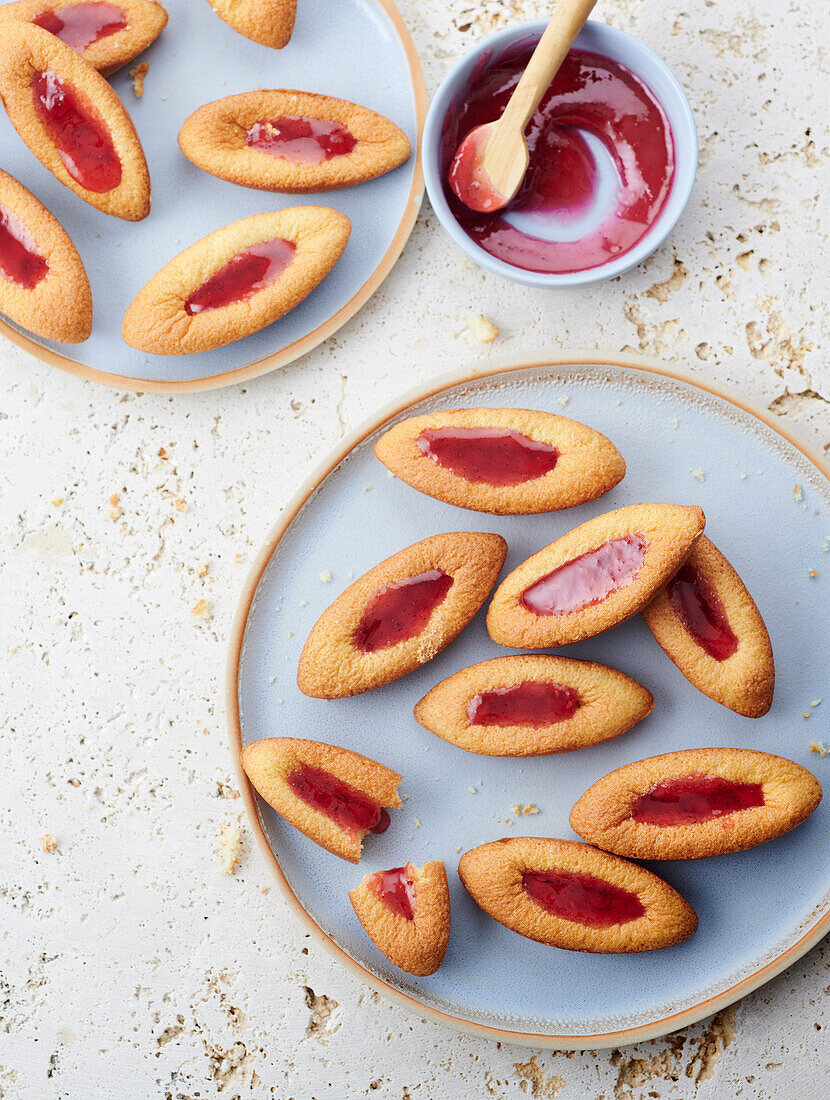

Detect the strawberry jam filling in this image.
[667,564,739,661]
[184,238,296,315]
[246,116,357,166]
[523,869,645,927]
[369,866,415,920]
[0,205,49,289]
[33,3,127,52]
[630,773,764,826]
[32,70,122,192]
[354,569,454,653]
[467,680,580,727]
[287,763,390,837]
[521,533,648,616]
[416,427,559,486]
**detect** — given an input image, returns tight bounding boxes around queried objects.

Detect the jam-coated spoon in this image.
[449,0,598,213]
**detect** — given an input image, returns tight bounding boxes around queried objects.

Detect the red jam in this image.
[354,569,454,653]
[523,869,645,927]
[630,774,764,826]
[369,866,415,920]
[667,564,739,661]
[467,680,580,727]
[287,764,390,837]
[442,46,675,273]
[33,3,127,52]
[184,238,296,315]
[521,533,647,617]
[0,205,49,289]
[246,116,357,166]
[417,427,559,485]
[32,70,122,192]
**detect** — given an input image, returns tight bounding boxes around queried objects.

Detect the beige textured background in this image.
[1,0,828,1096]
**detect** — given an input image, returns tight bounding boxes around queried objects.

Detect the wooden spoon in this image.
[449,0,599,213]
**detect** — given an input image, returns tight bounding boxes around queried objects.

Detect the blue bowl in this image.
[423,20,698,287]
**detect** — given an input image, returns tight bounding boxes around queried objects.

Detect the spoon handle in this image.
[498,0,599,134]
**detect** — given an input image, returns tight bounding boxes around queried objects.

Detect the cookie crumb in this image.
[107,492,122,520]
[468,786,477,794]
[196,558,210,578]
[40,833,57,854]
[129,61,149,98]
[299,600,307,607]
[558,396,570,407]
[467,312,499,343]
[811,699,822,707]
[522,803,539,815]
[810,741,827,757]
[51,497,64,507]
[808,569,818,578]
[690,468,705,481]
[217,824,241,874]
[793,484,803,502]
[319,570,332,583]
[803,712,811,719]
[191,598,212,619]
[740,473,748,480]
[414,817,421,828]
[672,417,679,429]
[174,498,187,513]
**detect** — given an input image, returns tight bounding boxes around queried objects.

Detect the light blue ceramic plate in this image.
[230,355,830,1045]
[0,0,424,390]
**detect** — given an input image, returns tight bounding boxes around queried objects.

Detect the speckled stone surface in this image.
[1,0,829,1096]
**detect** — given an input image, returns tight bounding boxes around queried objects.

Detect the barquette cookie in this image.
[349,860,450,975]
[642,535,774,717]
[0,0,168,75]
[179,90,411,193]
[0,22,150,219]
[241,737,402,863]
[374,407,625,514]
[122,207,350,354]
[487,503,705,648]
[413,655,653,756]
[297,532,507,699]
[570,748,821,860]
[205,0,296,48]
[0,168,92,341]
[458,837,698,953]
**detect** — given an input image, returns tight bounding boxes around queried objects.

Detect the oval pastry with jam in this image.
[349,859,451,975]
[570,748,822,860]
[178,90,411,194]
[414,655,653,757]
[458,837,697,953]
[487,502,705,648]
[241,737,402,863]
[0,0,168,75]
[642,535,774,717]
[121,207,350,354]
[297,532,507,699]
[0,23,150,220]
[0,168,92,342]
[374,407,625,514]
[205,0,295,49]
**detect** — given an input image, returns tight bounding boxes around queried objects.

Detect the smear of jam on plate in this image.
[354,569,454,653]
[467,680,580,727]
[184,238,296,315]
[521,533,647,616]
[247,116,356,165]
[287,764,390,836]
[417,426,559,486]
[0,205,49,289]
[630,774,764,826]
[523,869,645,927]
[667,564,739,661]
[32,70,122,192]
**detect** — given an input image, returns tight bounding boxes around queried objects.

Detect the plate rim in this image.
[0,0,427,393]
[226,350,830,1049]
